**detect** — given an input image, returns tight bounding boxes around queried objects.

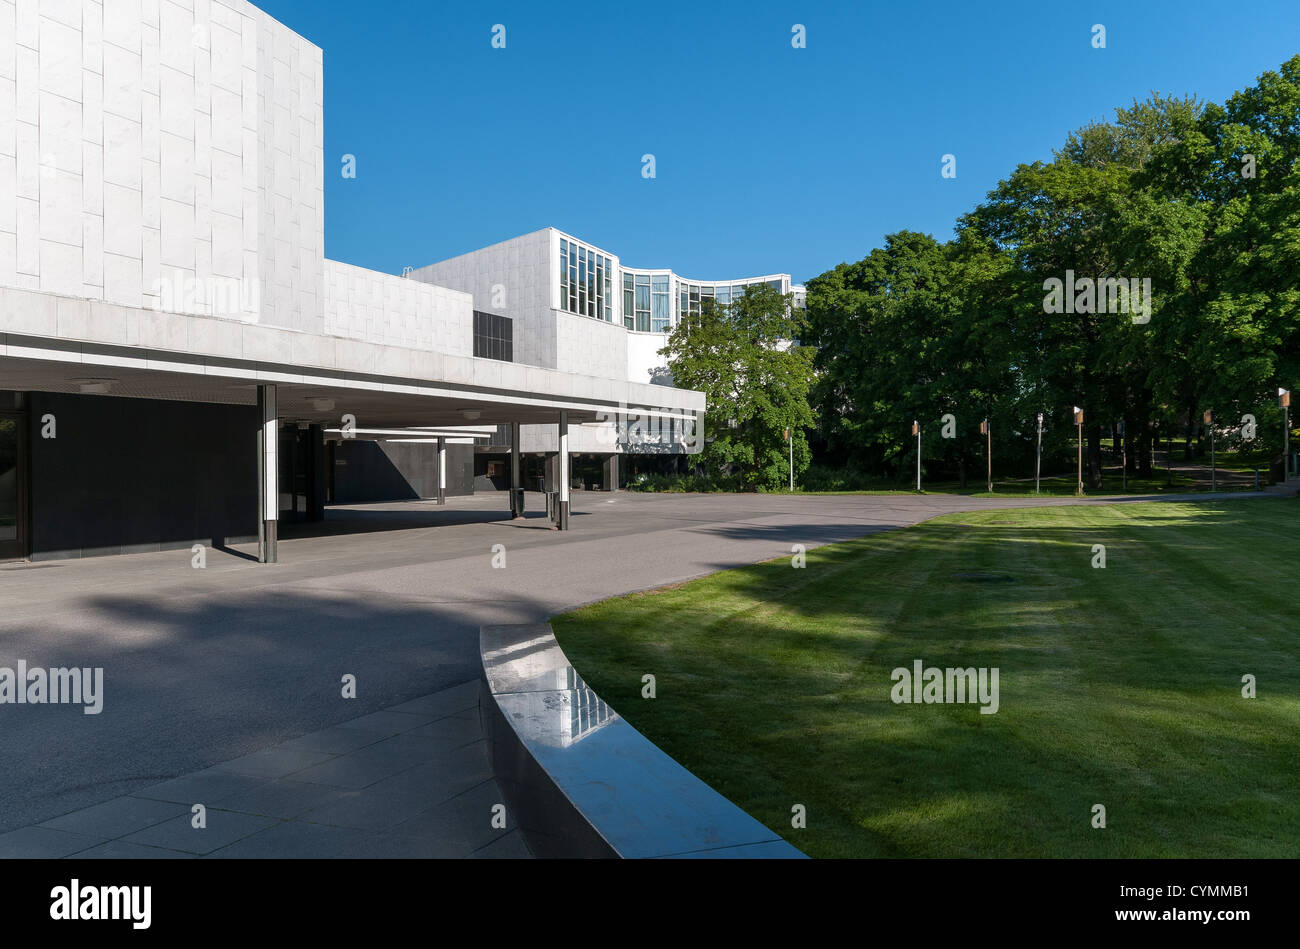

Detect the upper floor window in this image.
[623,273,634,330]
[559,239,612,322]
[634,275,650,332]
[651,276,670,332]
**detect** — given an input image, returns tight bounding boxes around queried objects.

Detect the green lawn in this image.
[551,498,1300,858]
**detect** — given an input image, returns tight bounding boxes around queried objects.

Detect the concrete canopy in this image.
[0,287,705,431]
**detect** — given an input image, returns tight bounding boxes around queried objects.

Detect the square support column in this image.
[307,424,326,522]
[256,384,278,564]
[558,411,570,530]
[437,437,447,505]
[602,453,619,492]
[509,422,523,518]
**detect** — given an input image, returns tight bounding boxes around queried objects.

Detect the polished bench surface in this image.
[480,623,806,859]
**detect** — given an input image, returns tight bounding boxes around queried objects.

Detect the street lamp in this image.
[913,420,921,492]
[1073,406,1084,496]
[1118,419,1127,492]
[1203,409,1215,491]
[1281,389,1291,480]
[1035,412,1043,495]
[784,427,793,491]
[980,418,992,493]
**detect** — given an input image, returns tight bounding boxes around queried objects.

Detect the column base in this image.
[261,520,278,564]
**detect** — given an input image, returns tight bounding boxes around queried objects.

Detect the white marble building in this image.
[0,0,704,561]
[409,226,803,456]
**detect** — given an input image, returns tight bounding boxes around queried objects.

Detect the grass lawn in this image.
[551,498,1300,858]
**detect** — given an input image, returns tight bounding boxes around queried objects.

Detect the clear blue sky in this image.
[255,0,1300,285]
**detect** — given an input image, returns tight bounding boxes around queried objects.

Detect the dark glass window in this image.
[473,311,514,362]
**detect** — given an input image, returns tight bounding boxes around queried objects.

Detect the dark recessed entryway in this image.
[0,404,28,562]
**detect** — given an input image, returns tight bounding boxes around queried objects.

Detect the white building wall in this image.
[519,423,617,454]
[626,330,673,386]
[0,0,323,332]
[406,228,555,368]
[518,415,697,455]
[254,1,324,334]
[554,308,625,381]
[323,259,472,356]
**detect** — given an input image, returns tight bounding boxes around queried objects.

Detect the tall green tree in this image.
[801,57,1300,485]
[804,232,1020,484]
[661,285,816,490]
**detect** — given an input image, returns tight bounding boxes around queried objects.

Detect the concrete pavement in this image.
[0,487,1290,854]
[0,680,528,858]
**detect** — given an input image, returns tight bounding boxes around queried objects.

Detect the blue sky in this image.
[255,0,1300,285]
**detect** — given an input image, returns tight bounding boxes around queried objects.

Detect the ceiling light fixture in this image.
[69,377,118,395]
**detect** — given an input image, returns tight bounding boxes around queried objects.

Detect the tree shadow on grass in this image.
[553,499,1300,857]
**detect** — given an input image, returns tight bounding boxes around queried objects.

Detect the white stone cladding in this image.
[408,227,629,382]
[554,308,625,381]
[406,228,554,368]
[0,1,707,457]
[518,422,685,455]
[626,330,673,386]
[0,0,326,333]
[323,259,472,356]
[251,0,323,334]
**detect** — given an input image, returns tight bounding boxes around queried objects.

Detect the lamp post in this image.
[1074,406,1084,496]
[1035,412,1043,495]
[1203,409,1215,491]
[784,428,793,492]
[1118,419,1127,492]
[1169,428,1174,486]
[980,418,992,493]
[1281,389,1291,480]
[913,420,921,492]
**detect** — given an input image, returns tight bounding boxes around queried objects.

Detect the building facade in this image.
[408,228,804,468]
[0,0,704,561]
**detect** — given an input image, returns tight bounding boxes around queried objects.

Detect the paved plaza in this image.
[0,487,1284,857]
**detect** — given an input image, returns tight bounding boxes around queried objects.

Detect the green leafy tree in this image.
[661,285,816,491]
[803,59,1300,487]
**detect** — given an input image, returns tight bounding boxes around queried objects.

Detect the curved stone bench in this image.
[479,623,807,859]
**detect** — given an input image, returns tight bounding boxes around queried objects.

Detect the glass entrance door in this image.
[0,412,27,561]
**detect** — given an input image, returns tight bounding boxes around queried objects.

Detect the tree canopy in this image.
[662,284,816,490]
[803,56,1300,486]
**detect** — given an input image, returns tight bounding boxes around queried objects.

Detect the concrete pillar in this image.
[437,437,447,505]
[509,422,523,518]
[602,453,619,492]
[558,410,570,530]
[257,384,278,564]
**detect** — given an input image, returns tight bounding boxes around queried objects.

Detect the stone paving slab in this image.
[39,796,190,839]
[0,826,107,859]
[5,681,530,859]
[122,810,280,855]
